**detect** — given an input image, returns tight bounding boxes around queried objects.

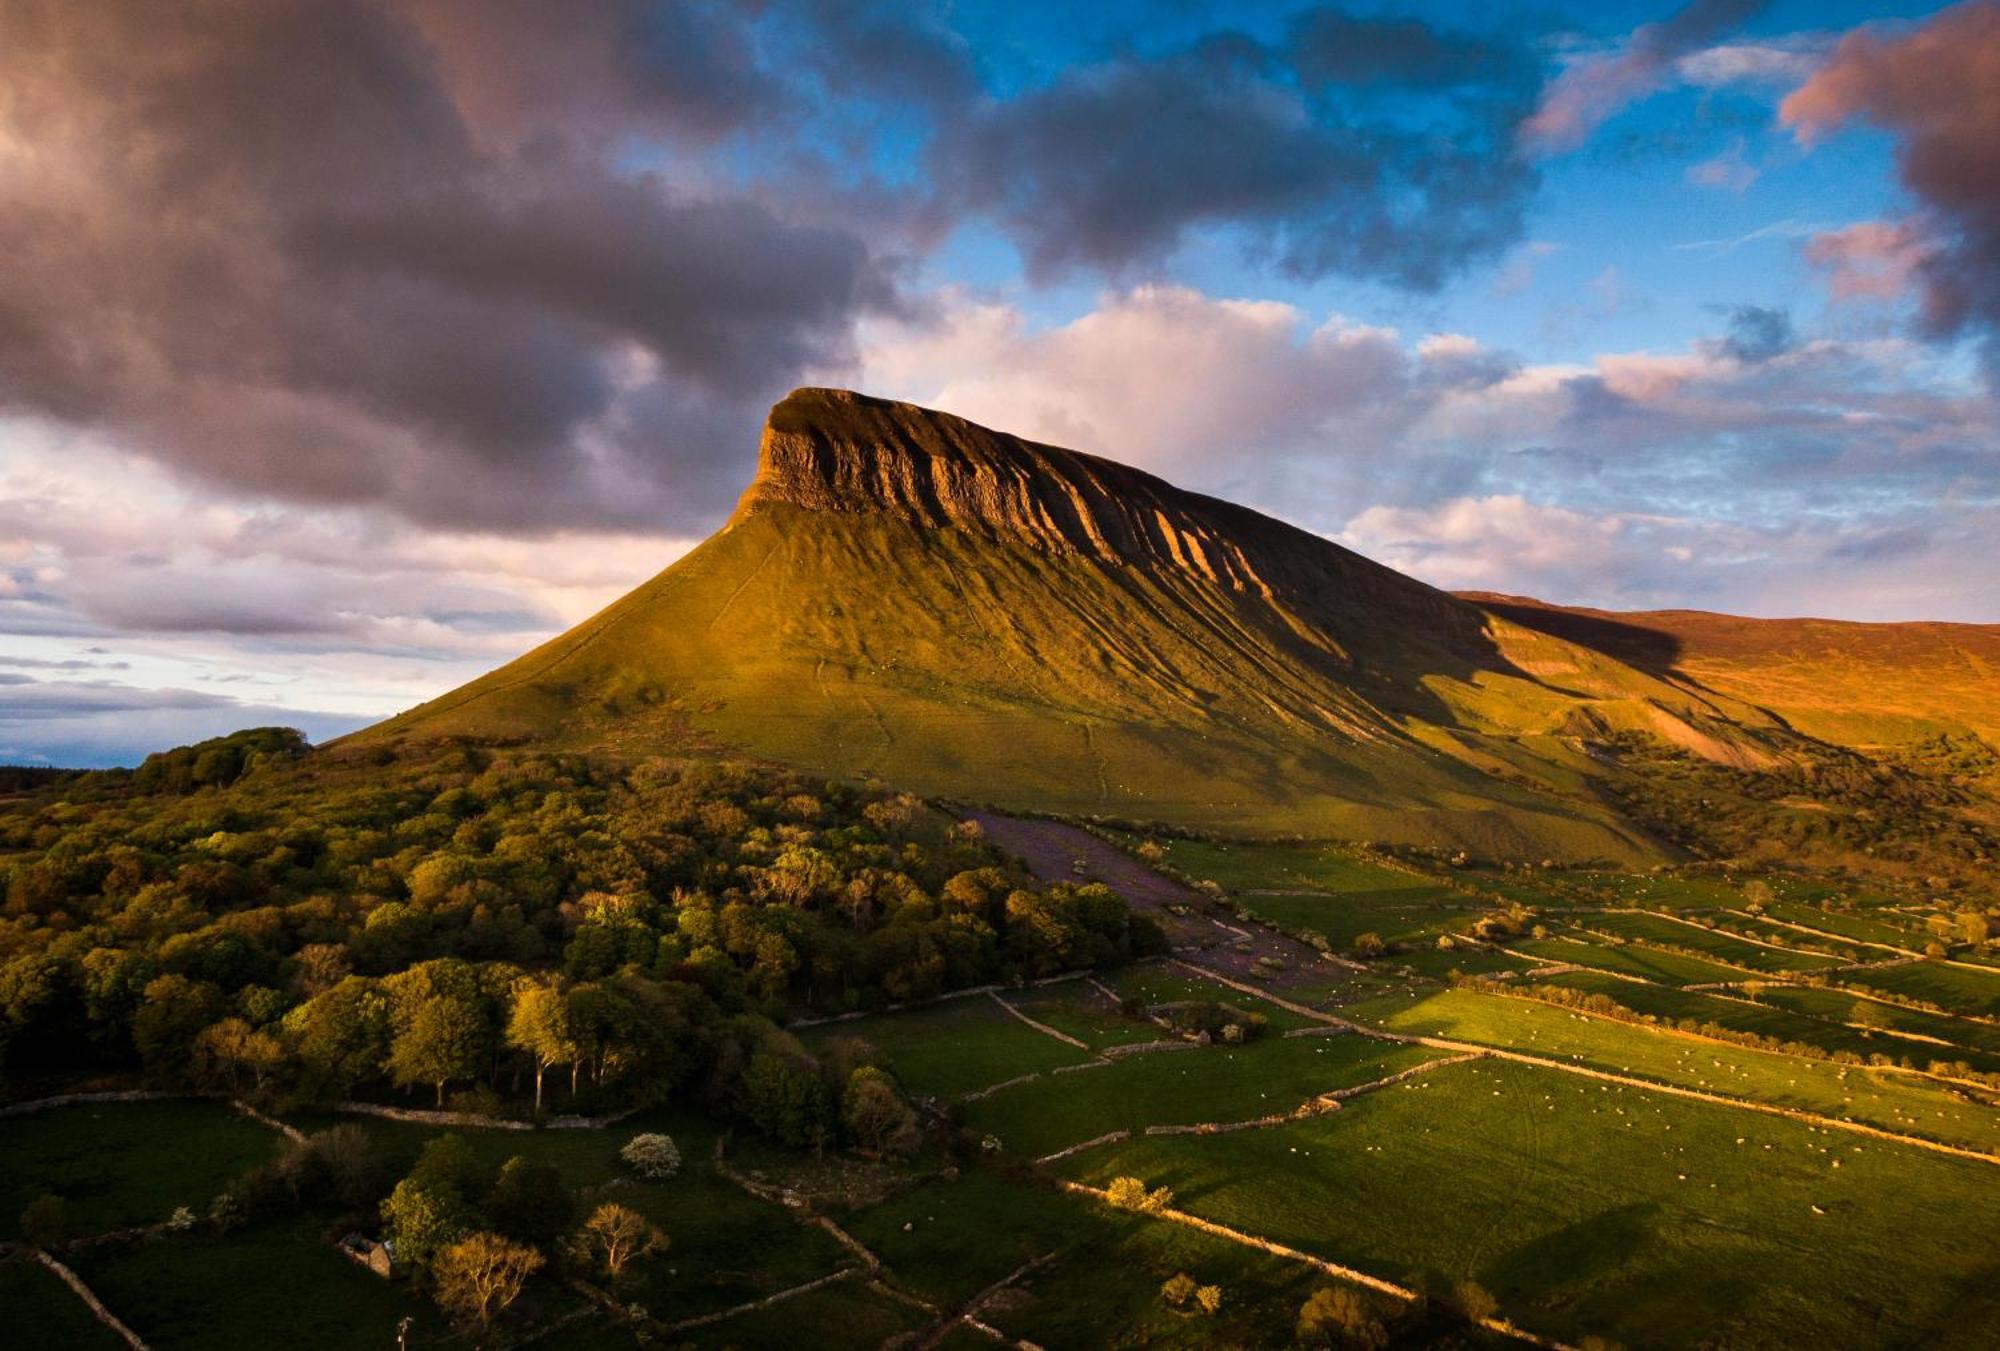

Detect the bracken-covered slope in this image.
[1462,593,2000,749]
[358,389,1871,862]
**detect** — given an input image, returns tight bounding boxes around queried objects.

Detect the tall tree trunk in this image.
[534,1062,544,1113]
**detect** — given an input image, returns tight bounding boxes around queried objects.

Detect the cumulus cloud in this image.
[857,284,2000,617]
[1782,2,2000,369]
[1521,0,1770,154]
[931,10,1543,290]
[0,0,897,535]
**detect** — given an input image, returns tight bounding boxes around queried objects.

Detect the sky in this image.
[3,0,1999,765]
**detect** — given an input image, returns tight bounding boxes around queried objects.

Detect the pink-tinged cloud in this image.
[1803,220,1931,301]
[1519,0,1767,155]
[1782,2,2000,352]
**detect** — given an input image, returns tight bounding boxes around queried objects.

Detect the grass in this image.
[1531,970,2000,1073]
[1758,898,1921,948]
[1578,911,1845,974]
[1752,984,2000,1057]
[1097,965,1330,1032]
[1513,934,1751,985]
[0,1100,281,1241]
[1837,960,2000,1018]
[689,1279,929,1347]
[843,1167,1344,1348]
[960,1034,1444,1160]
[69,1213,428,1351]
[999,981,1166,1050]
[797,996,1098,1098]
[0,1256,127,1349]
[1062,1057,2000,1349]
[1351,986,2000,1154]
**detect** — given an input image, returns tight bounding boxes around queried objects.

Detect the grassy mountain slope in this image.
[1466,593,2000,749]
[358,390,1947,862]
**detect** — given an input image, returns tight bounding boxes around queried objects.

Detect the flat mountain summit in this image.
[358,389,2000,862]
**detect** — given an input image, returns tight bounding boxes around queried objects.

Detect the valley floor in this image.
[7,819,1997,1349]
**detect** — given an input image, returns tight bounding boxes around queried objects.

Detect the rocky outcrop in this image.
[742,388,1481,646]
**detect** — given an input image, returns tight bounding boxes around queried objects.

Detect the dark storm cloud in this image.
[0,0,895,534]
[928,10,1543,290]
[1784,2,2000,378]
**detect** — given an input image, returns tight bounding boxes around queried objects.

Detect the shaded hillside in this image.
[358,390,1870,862]
[1464,593,2000,749]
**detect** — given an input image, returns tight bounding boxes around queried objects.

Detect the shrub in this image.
[1160,1272,1196,1307]
[1195,1284,1222,1314]
[1104,1176,1148,1209]
[620,1133,681,1179]
[1105,1175,1174,1213]
[1297,1286,1387,1349]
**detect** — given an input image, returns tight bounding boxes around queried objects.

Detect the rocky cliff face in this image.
[741,387,1474,638]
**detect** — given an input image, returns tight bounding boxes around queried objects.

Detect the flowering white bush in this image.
[619,1132,681,1179]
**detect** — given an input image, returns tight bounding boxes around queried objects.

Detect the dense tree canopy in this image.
[0,732,1164,1131]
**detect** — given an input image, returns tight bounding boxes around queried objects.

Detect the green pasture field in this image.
[961,1034,1446,1160]
[1511,934,1751,985]
[999,980,1167,1049]
[1752,983,2000,1057]
[0,1257,126,1349]
[0,1100,281,1241]
[1558,872,1752,909]
[797,995,1098,1098]
[1756,898,1922,948]
[1706,913,1870,961]
[1231,888,1471,951]
[1062,1057,2000,1349]
[1578,911,1845,973]
[1350,987,2000,1153]
[1836,960,2000,1018]
[843,1167,1348,1347]
[69,1213,427,1351]
[1095,965,1332,1031]
[691,1279,929,1347]
[1530,970,2000,1073]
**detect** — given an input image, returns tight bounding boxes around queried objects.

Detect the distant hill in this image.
[1461,593,2000,749]
[353,389,1993,864]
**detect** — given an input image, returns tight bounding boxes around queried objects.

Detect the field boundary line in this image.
[660,1266,862,1333]
[909,1251,1057,1351]
[1140,1054,1482,1139]
[1056,1182,1571,1349]
[1721,909,1920,957]
[35,1250,148,1349]
[989,991,1090,1050]
[230,1098,306,1143]
[1035,1130,1131,1165]
[1600,908,1851,964]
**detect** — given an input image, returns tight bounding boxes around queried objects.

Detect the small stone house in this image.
[337,1232,394,1278]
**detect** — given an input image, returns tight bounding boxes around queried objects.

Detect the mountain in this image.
[354,389,1989,863]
